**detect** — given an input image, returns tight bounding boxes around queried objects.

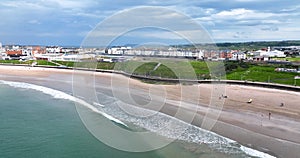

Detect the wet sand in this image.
[1,65,300,158]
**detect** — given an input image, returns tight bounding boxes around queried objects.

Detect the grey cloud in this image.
[261,26,279,31]
[82,6,214,46]
[233,31,248,39]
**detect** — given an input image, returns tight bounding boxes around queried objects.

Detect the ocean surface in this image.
[0,80,276,158]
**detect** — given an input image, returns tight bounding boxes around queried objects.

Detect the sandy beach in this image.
[1,65,299,158]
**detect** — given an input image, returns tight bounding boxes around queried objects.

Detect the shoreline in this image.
[1,65,300,157]
[1,64,299,92]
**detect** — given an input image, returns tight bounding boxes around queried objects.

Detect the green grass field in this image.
[114,60,206,79]
[0,60,57,66]
[53,61,75,67]
[287,57,300,62]
[36,60,58,66]
[226,65,300,86]
[1,59,299,86]
[0,60,31,65]
[271,57,300,62]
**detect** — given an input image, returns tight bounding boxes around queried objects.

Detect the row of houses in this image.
[2,45,79,54]
[104,46,288,61]
[0,44,81,61]
[0,43,297,62]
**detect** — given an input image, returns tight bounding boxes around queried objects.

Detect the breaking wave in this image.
[0,80,127,127]
[96,90,276,158]
[0,80,276,158]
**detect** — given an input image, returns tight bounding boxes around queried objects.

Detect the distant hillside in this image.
[216,40,300,50]
[172,40,300,51]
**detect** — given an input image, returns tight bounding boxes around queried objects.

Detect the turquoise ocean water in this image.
[0,81,275,158]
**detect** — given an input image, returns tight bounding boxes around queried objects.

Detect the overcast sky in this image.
[0,0,299,46]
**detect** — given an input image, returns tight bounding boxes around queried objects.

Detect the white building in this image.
[34,53,63,61]
[255,47,286,57]
[22,47,33,56]
[12,45,20,50]
[231,52,246,60]
[107,46,132,55]
[0,42,7,60]
[0,42,5,53]
[61,47,78,53]
[62,53,95,61]
[34,53,96,62]
[253,55,270,62]
[268,50,286,57]
[46,46,62,53]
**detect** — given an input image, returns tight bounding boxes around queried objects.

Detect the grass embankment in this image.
[287,57,300,62]
[113,60,300,86]
[53,61,75,67]
[271,57,300,62]
[1,59,299,86]
[36,60,58,66]
[113,60,214,79]
[113,61,173,77]
[0,60,57,66]
[54,61,116,70]
[226,62,300,86]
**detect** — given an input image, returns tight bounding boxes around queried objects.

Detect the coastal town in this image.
[1,41,300,86]
[2,0,300,158]
[0,41,300,63]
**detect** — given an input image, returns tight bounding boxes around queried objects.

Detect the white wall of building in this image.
[255,48,286,57]
[231,52,246,60]
[46,47,62,53]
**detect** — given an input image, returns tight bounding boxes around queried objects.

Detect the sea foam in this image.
[97,91,277,158]
[0,80,276,158]
[240,146,276,158]
[0,80,127,127]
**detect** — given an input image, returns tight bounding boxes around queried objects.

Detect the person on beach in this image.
[280,103,284,107]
